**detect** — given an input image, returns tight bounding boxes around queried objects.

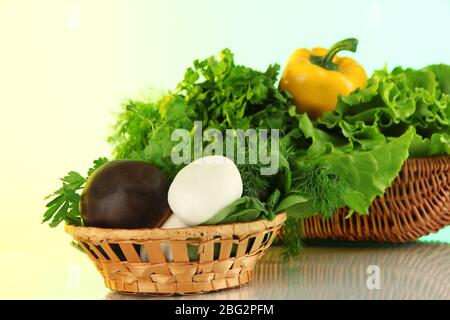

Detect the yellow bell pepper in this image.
[280,38,368,120]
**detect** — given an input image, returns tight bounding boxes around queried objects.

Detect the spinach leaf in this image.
[202,196,269,225]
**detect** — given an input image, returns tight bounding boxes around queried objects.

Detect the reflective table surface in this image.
[1,241,448,299]
[106,242,450,300]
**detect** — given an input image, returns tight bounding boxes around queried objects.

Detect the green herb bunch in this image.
[43,48,450,259]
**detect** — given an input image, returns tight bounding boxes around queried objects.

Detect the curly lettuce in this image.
[288,64,449,216]
[316,64,450,157]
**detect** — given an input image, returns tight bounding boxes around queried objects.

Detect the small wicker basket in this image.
[301,156,450,242]
[65,213,286,295]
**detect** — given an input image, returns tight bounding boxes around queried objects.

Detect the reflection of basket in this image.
[302,156,450,242]
[105,243,450,300]
[65,213,286,295]
[253,243,450,300]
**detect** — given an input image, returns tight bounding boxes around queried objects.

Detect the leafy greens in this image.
[45,47,449,258]
[107,49,449,225]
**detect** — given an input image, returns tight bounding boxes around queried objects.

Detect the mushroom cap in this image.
[168,155,243,226]
[80,160,171,229]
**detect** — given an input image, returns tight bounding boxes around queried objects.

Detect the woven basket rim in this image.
[406,155,449,163]
[65,212,287,242]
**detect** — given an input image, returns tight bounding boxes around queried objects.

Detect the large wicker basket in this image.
[65,213,286,295]
[302,156,450,242]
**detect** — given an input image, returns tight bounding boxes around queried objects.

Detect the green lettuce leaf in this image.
[425,64,450,96]
[409,132,450,157]
[315,65,449,158]
[326,127,414,214]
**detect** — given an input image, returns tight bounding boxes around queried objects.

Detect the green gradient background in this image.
[0,0,449,298]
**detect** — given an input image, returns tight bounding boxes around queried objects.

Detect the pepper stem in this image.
[320,38,358,70]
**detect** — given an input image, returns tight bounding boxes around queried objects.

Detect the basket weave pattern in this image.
[302,156,450,242]
[66,213,286,295]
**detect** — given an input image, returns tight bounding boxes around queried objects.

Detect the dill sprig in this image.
[281,217,304,261]
[293,161,347,218]
[237,162,271,200]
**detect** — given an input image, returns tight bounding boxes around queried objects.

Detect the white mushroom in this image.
[168,155,243,226]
